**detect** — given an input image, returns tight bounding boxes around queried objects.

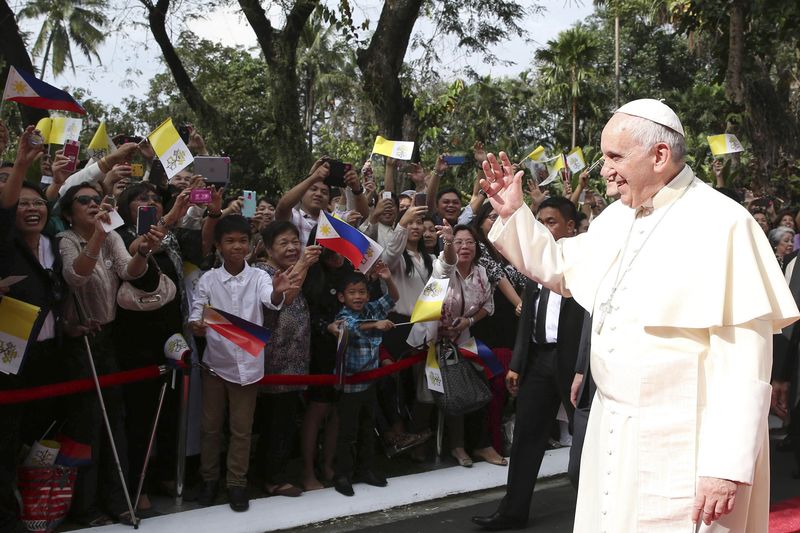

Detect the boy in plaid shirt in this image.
[332,263,398,496]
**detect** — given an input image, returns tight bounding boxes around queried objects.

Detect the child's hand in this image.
[374,319,395,332]
[190,320,207,336]
[327,319,343,336]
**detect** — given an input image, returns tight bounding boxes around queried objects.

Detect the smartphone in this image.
[113,134,143,146]
[381,191,393,200]
[176,124,191,144]
[136,205,158,235]
[194,156,231,185]
[442,155,467,166]
[324,159,352,187]
[63,140,80,172]
[149,159,167,187]
[413,193,427,207]
[130,163,145,178]
[189,188,212,204]
[242,190,257,218]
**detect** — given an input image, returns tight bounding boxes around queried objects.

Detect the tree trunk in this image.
[614,15,620,109]
[143,0,221,130]
[571,66,577,148]
[40,33,54,80]
[0,0,49,125]
[724,0,745,105]
[356,0,424,142]
[239,0,316,184]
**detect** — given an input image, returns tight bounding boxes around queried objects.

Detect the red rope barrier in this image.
[0,353,427,405]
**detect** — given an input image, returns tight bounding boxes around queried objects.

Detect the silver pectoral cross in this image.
[594,293,619,334]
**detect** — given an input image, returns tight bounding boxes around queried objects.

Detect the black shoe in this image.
[353,469,388,487]
[197,480,218,507]
[228,486,249,512]
[333,475,354,496]
[471,511,527,531]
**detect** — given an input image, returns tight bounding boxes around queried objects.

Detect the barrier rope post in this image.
[435,408,445,464]
[174,364,191,506]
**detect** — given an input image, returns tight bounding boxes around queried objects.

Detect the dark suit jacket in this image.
[510,280,585,387]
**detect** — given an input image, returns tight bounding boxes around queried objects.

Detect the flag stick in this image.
[391,321,414,326]
[39,420,57,442]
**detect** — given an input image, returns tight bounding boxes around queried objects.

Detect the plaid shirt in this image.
[336,293,395,393]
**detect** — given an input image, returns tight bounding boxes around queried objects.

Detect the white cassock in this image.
[489,165,799,532]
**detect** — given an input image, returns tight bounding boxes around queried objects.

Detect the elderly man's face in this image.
[600,114,666,208]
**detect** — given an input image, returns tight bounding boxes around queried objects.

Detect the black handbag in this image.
[432,339,492,416]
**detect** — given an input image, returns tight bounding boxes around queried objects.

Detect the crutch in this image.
[73,296,140,528]
[133,367,172,512]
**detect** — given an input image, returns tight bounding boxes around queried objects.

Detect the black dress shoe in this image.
[333,475,355,496]
[353,470,388,487]
[228,486,249,512]
[471,511,527,531]
[197,480,218,507]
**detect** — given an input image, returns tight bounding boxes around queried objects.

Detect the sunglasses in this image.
[75,195,103,206]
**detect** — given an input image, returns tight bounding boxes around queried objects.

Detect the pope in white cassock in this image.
[481,99,800,532]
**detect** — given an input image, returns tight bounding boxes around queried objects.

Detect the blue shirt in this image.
[336,293,395,392]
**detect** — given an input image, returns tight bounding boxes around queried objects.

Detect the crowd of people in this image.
[0,114,798,532]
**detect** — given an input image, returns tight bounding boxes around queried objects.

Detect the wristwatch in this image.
[205,208,222,219]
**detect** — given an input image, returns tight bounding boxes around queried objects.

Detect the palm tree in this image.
[535,25,599,148]
[18,0,108,79]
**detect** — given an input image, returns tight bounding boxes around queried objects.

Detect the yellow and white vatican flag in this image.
[566,147,586,173]
[707,134,744,156]
[34,117,53,144]
[538,153,566,187]
[372,135,415,160]
[425,341,444,393]
[148,118,193,179]
[523,145,546,163]
[0,297,41,375]
[49,117,82,145]
[87,121,115,158]
[409,277,450,324]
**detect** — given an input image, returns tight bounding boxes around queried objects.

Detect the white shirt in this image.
[291,206,318,248]
[532,284,562,344]
[189,262,283,385]
[36,237,55,341]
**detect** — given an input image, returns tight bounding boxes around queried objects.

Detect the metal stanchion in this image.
[174,365,191,506]
[435,408,445,465]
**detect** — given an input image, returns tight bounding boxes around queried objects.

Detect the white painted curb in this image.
[81,447,570,532]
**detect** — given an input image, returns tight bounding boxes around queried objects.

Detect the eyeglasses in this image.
[135,192,161,203]
[17,199,47,209]
[74,195,103,206]
[453,239,476,247]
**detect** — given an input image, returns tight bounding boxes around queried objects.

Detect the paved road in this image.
[286,438,799,533]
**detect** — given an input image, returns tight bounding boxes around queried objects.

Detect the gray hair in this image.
[621,114,687,163]
[768,226,795,249]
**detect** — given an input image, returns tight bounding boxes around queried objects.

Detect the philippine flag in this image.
[203,306,271,357]
[2,66,86,115]
[316,211,370,267]
[459,337,504,378]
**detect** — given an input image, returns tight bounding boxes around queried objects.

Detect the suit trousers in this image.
[499,345,573,522]
[334,385,377,477]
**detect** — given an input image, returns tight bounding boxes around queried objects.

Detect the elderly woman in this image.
[769,226,795,268]
[253,221,320,497]
[58,182,163,526]
[408,222,505,467]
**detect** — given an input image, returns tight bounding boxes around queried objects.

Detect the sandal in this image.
[266,483,303,497]
[85,513,114,527]
[117,511,137,526]
[472,448,508,466]
[451,449,473,467]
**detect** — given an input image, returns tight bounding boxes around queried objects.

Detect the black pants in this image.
[498,346,573,522]
[334,385,377,478]
[255,391,301,485]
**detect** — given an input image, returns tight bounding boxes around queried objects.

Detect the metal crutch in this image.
[133,368,171,512]
[174,364,191,506]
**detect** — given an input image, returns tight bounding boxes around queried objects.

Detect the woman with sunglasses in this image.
[112,181,191,511]
[57,182,161,527]
[0,126,69,533]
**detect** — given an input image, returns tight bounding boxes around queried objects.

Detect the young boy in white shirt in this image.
[189,215,300,512]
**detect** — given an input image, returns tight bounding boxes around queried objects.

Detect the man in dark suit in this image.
[567,311,595,487]
[472,196,586,530]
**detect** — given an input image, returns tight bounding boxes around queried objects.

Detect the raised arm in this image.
[1,126,44,208]
[275,158,329,221]
[425,155,448,212]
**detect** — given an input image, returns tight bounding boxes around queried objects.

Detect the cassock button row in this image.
[608,450,612,455]
[609,428,614,434]
[610,325,616,331]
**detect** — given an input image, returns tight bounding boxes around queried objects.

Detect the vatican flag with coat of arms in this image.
[410,277,450,323]
[148,118,193,179]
